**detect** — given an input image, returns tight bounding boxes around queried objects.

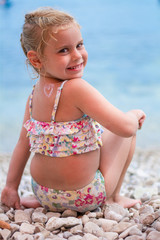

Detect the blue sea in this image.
[0,0,160,153]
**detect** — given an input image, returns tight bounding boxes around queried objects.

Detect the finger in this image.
[15,201,21,210]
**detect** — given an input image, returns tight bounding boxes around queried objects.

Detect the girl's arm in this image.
[69,79,146,137]
[1,98,31,209]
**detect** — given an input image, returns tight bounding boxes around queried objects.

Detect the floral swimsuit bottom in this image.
[32,170,106,213]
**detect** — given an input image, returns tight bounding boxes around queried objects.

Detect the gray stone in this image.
[62,209,77,218]
[140,213,155,225]
[46,211,61,219]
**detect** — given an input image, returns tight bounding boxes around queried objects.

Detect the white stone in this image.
[81,233,99,240]
[84,221,104,237]
[139,205,154,215]
[32,211,48,224]
[37,230,52,239]
[12,231,23,240]
[46,217,81,231]
[14,210,31,223]
[68,236,82,240]
[10,223,20,233]
[119,225,141,238]
[18,233,34,240]
[104,210,123,222]
[70,224,83,234]
[81,215,89,225]
[111,222,133,234]
[103,232,118,240]
[147,230,160,240]
[20,222,36,234]
[0,229,11,240]
[34,207,46,214]
[104,203,129,218]
[63,231,73,238]
[97,218,117,232]
[34,233,45,240]
[0,213,9,222]
[128,226,143,236]
[34,222,45,233]
[6,208,14,221]
[87,212,97,218]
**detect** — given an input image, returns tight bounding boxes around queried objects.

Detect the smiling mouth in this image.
[67,63,83,71]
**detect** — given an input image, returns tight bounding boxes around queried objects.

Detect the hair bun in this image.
[25,13,36,23]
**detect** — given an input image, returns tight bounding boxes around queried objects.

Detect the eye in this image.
[59,48,69,53]
[77,42,84,49]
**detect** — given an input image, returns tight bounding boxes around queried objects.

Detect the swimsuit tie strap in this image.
[29,85,35,117]
[51,80,68,121]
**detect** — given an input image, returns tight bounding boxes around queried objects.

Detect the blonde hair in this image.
[20,7,80,74]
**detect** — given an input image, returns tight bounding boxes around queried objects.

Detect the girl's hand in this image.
[138,114,146,129]
[1,186,21,209]
[129,109,146,130]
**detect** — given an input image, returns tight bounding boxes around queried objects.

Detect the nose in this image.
[72,49,82,61]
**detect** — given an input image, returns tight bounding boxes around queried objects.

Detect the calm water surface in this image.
[0,0,160,152]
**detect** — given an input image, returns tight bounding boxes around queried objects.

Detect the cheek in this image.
[83,50,88,65]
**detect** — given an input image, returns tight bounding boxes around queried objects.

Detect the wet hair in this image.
[20,7,80,74]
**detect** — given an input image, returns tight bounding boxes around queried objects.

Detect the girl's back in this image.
[29,79,101,190]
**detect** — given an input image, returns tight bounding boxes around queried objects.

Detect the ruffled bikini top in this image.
[24,80,103,157]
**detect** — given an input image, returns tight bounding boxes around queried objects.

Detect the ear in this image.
[27,50,42,69]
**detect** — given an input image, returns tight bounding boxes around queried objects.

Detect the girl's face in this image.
[40,24,88,81]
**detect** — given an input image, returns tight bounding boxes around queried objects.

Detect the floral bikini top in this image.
[24,80,103,157]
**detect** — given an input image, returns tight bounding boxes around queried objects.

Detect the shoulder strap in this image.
[29,85,35,117]
[51,80,68,121]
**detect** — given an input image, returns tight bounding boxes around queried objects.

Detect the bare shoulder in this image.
[65,78,89,88]
[64,78,93,95]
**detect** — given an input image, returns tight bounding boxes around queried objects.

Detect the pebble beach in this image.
[0,148,160,239]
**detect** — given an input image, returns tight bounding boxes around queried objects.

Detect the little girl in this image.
[1,7,146,212]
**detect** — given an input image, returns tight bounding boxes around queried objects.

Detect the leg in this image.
[20,196,42,209]
[99,128,141,208]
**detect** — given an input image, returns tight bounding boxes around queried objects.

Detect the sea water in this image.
[0,0,160,153]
